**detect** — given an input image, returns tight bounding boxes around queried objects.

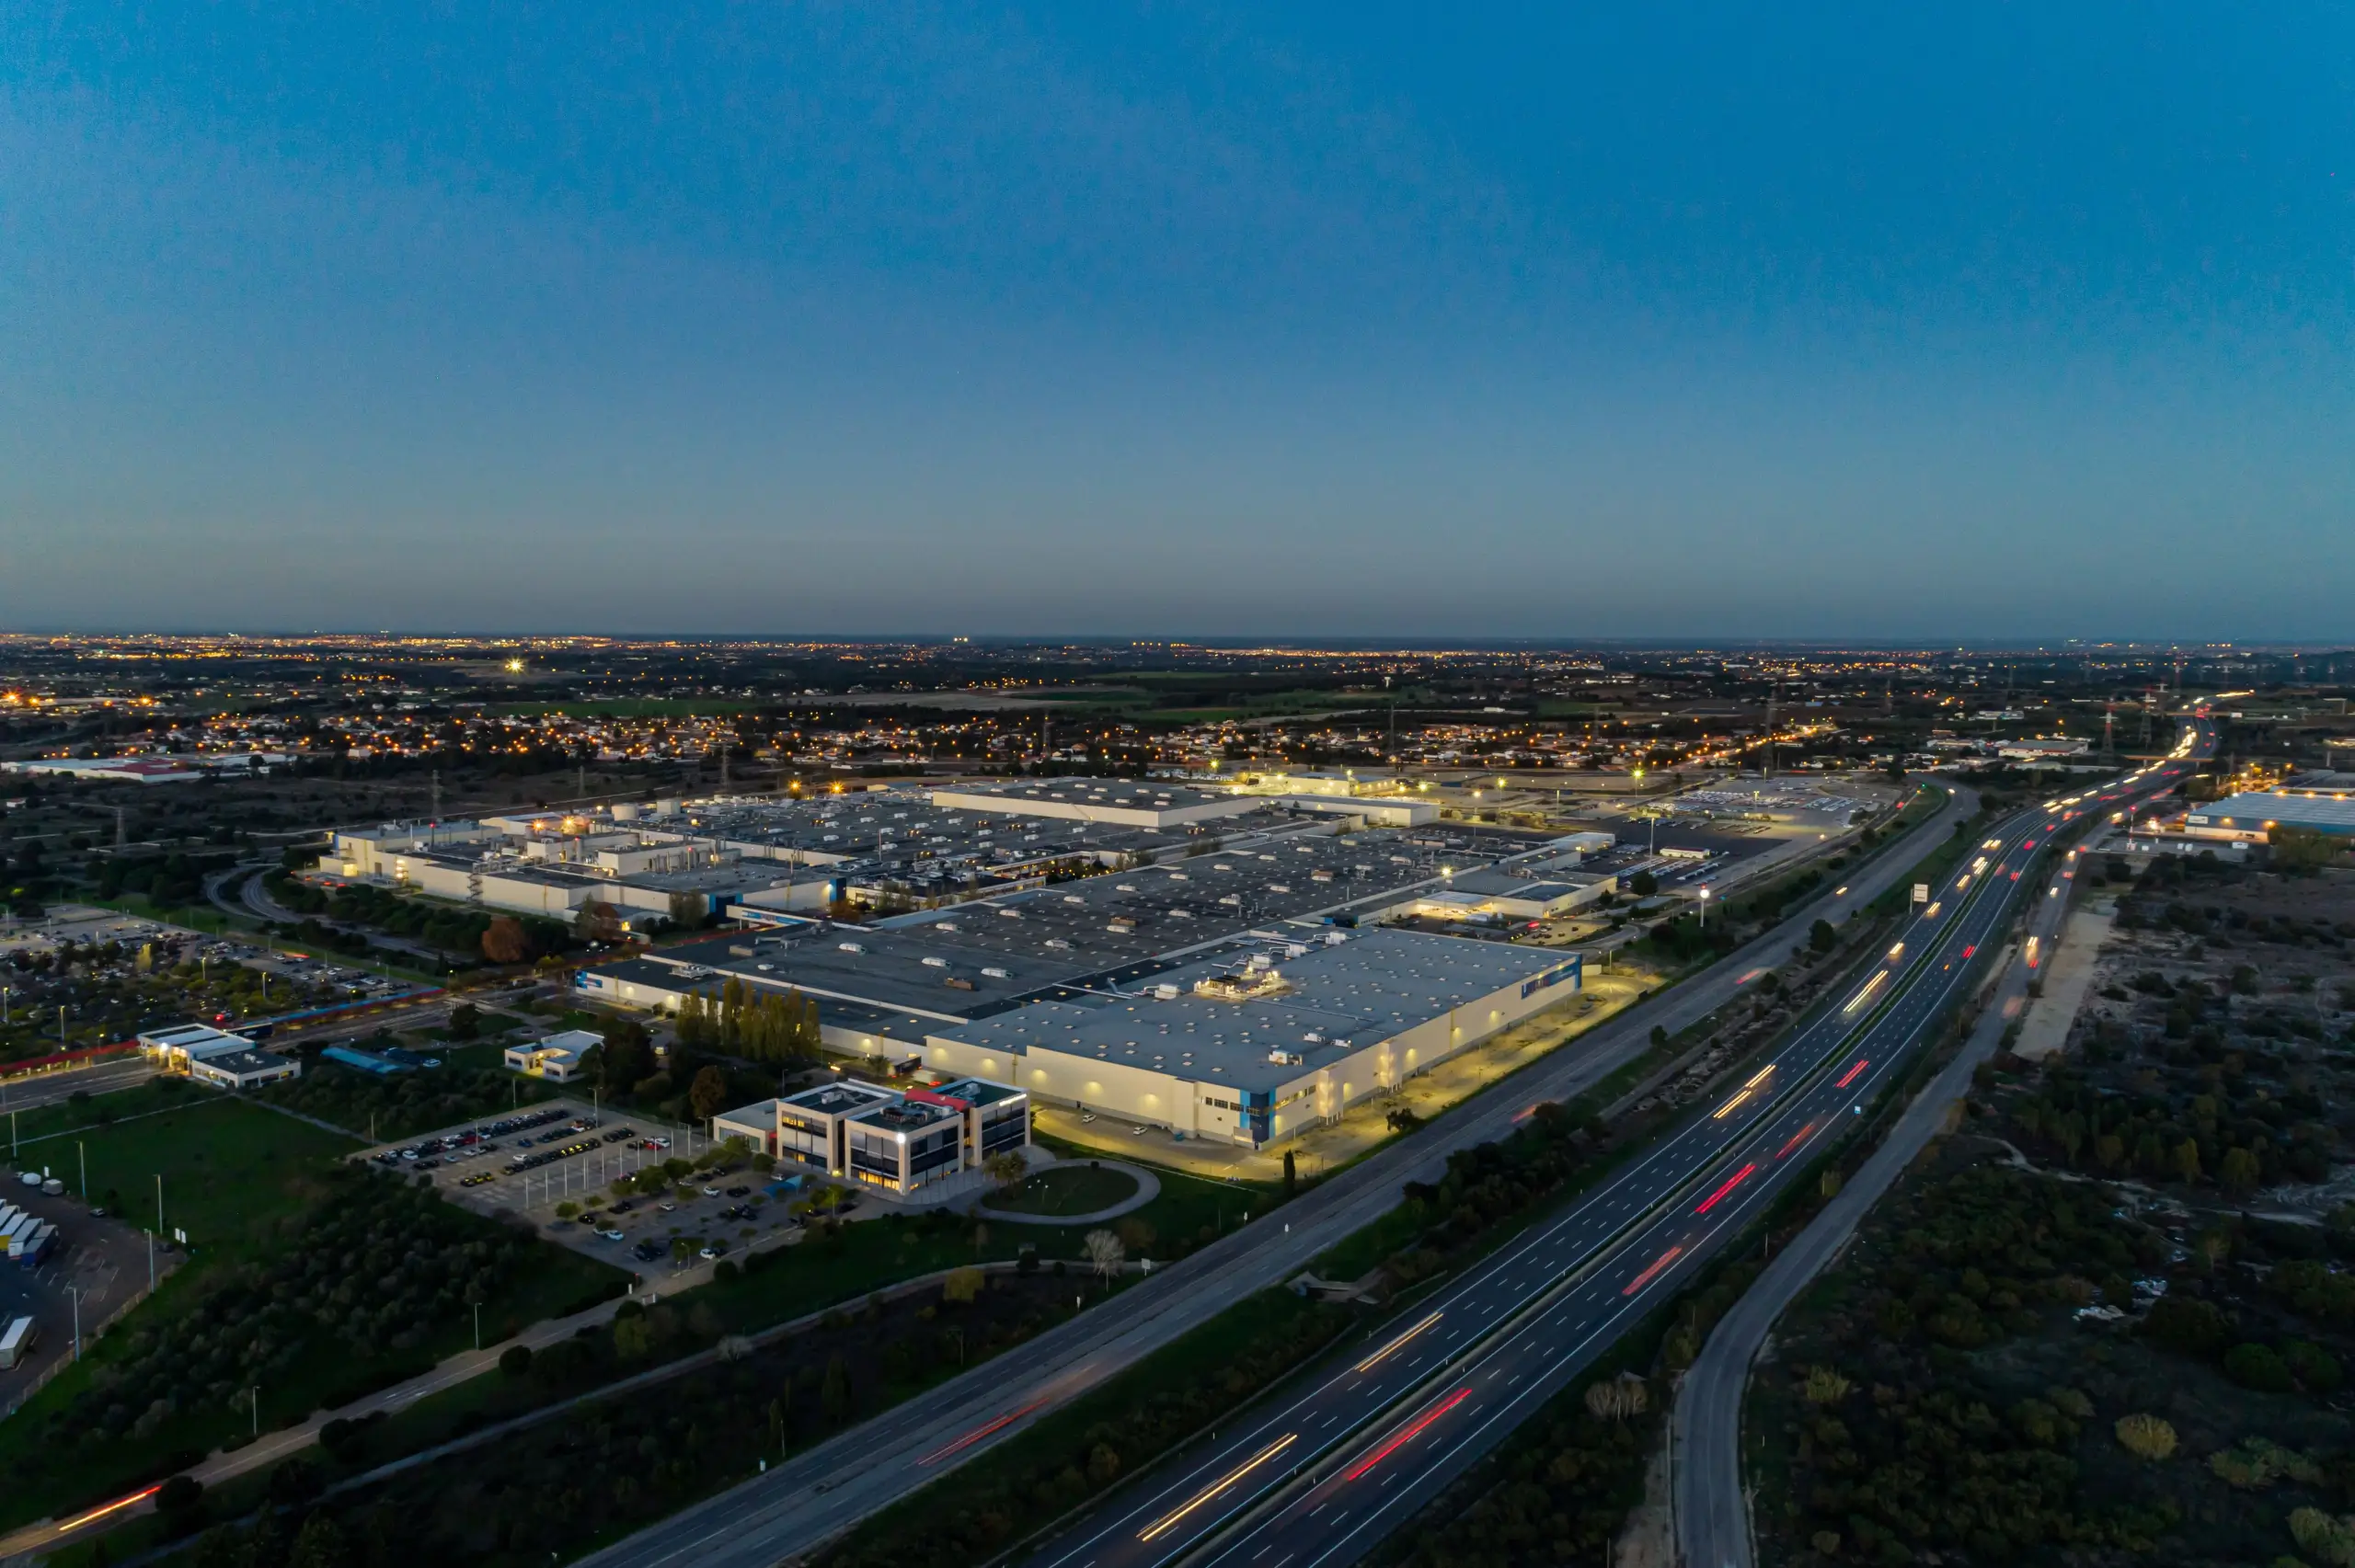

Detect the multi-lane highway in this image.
[577,788,1977,1568]
[1673,719,2214,1568]
[1022,727,2211,1568]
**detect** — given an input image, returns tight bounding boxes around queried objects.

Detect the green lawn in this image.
[258,1042,562,1143]
[694,1165,1269,1334]
[46,1093,358,1251]
[986,1163,1139,1215]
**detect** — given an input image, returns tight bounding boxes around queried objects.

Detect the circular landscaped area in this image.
[986,1162,1141,1217]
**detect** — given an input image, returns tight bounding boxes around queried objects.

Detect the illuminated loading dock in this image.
[918,929,1580,1148]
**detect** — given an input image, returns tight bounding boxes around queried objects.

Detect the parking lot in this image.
[357,1099,818,1281]
[0,1173,180,1414]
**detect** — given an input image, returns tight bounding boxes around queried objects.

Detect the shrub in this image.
[1801,1367,1853,1405]
[2285,1339,2343,1392]
[2145,1295,2233,1358]
[499,1344,534,1378]
[2114,1413,2177,1460]
[2224,1342,2294,1393]
[2292,1508,2355,1567]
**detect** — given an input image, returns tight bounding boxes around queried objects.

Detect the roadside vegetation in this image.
[148,1265,1097,1568]
[1752,1144,2355,1567]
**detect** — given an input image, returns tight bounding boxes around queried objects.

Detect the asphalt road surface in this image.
[1672,721,2215,1568]
[574,784,1973,1568]
[1021,727,2209,1568]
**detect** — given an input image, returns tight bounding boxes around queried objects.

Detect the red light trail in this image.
[1346,1388,1472,1481]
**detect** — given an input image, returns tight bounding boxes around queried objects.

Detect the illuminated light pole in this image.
[1698,887,1711,931]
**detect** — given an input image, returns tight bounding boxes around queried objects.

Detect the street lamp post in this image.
[1699,887,1711,931]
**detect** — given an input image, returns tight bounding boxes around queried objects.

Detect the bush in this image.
[2285,1339,2343,1392]
[499,1344,534,1378]
[2145,1295,2234,1358]
[2292,1507,2355,1567]
[2114,1413,2177,1460]
[155,1473,205,1514]
[2223,1342,2294,1393]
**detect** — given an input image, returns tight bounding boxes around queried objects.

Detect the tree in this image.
[2220,1146,2261,1193]
[599,1018,653,1095]
[689,1065,730,1122]
[1086,1228,1126,1286]
[1809,919,1837,955]
[1282,1150,1297,1197]
[1629,871,1659,898]
[943,1266,984,1305]
[2272,825,2343,876]
[2173,1139,2202,1184]
[984,1150,1028,1189]
[573,899,623,943]
[499,1344,533,1378]
[668,889,707,929]
[480,918,533,965]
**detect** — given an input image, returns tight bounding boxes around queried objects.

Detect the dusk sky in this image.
[3,5,2350,641]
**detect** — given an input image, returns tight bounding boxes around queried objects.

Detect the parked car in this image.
[725,1185,750,1198]
[599,1229,625,1242]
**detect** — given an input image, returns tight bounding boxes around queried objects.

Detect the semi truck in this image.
[0,1315,36,1369]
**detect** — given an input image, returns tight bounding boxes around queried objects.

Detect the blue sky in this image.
[2,4,2349,639]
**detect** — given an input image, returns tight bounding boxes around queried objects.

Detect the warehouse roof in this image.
[926,929,1577,1093]
[2188,791,2355,834]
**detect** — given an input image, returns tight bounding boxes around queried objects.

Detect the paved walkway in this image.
[976,1158,1160,1226]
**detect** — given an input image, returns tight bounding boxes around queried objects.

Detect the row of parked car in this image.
[371,1105,579,1168]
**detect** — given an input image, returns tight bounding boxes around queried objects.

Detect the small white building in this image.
[137,1023,301,1089]
[503,1029,599,1082]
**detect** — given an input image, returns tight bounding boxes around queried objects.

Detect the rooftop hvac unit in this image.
[997,908,1022,919]
[920,956,949,968]
[982,966,1010,979]
[1284,943,1309,958]
[1044,938,1072,950]
[1152,983,1181,1001]
[837,942,866,954]
[1323,932,1350,945]
[1063,895,1086,905]
[1303,1031,1324,1044]
[1267,1049,1304,1066]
